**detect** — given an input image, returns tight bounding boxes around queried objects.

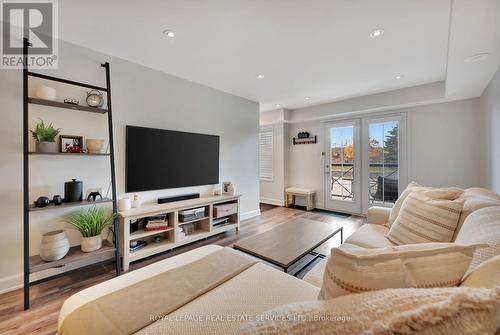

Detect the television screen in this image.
[126,125,219,192]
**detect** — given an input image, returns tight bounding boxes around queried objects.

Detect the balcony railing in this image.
[330,163,398,203]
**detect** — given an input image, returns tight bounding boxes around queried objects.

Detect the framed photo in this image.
[222,181,235,195]
[60,135,84,153]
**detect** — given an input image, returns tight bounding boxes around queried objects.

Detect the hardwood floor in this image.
[0,205,364,335]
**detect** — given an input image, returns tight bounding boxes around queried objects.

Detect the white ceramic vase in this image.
[40,230,70,261]
[81,235,102,252]
[35,86,57,101]
[118,197,132,211]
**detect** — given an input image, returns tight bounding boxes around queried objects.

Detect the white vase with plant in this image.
[30,119,61,153]
[64,206,116,252]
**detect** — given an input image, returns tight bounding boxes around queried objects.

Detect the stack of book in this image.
[212,217,229,227]
[144,215,169,231]
[130,240,147,252]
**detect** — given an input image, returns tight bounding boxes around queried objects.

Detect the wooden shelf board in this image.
[178,216,209,225]
[29,240,115,273]
[29,152,110,156]
[28,97,108,114]
[29,198,113,212]
[130,227,174,240]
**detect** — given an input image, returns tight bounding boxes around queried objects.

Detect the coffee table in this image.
[233,218,342,274]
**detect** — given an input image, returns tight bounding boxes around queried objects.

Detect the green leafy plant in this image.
[63,206,116,238]
[30,119,61,142]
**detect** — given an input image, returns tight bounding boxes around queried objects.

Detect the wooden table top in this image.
[233,218,342,268]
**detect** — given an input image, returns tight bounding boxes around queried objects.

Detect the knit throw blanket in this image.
[60,248,256,335]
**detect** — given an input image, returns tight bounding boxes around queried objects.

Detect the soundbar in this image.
[157,193,200,204]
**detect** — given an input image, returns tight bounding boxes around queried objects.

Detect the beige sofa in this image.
[303,187,500,287]
[58,188,500,334]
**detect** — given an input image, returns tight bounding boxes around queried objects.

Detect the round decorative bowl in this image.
[40,230,70,261]
[86,139,105,153]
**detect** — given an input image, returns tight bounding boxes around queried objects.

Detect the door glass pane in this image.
[330,126,354,201]
[369,121,399,205]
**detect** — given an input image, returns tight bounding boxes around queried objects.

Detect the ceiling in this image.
[58,0,499,112]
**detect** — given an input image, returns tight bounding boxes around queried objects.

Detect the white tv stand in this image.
[118,194,240,271]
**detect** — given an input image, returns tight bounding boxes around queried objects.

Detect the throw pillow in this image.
[235,287,500,335]
[454,206,500,275]
[319,243,477,300]
[388,182,463,227]
[386,191,464,245]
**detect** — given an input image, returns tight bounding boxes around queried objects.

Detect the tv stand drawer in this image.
[213,203,238,218]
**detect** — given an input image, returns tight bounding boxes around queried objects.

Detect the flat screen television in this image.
[126,125,219,192]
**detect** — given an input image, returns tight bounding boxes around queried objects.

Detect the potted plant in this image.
[63,206,116,252]
[30,119,61,153]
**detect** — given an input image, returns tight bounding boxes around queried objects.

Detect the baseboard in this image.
[259,197,285,206]
[0,273,22,294]
[241,209,261,221]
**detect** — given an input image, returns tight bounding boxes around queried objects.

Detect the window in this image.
[329,125,355,201]
[259,126,273,180]
[368,120,400,205]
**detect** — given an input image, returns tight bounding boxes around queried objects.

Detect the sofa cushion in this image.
[460,255,500,289]
[236,287,500,335]
[366,206,392,226]
[303,257,328,288]
[302,243,361,288]
[388,182,463,227]
[387,192,464,245]
[319,243,476,300]
[453,188,500,241]
[344,224,394,248]
[455,206,500,273]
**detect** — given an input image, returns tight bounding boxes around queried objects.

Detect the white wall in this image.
[0,39,260,292]
[409,99,481,188]
[287,121,325,207]
[285,98,482,210]
[479,68,500,193]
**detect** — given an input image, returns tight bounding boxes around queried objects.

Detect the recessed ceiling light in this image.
[275,104,281,107]
[395,74,404,80]
[465,53,490,62]
[163,30,175,38]
[256,74,265,79]
[305,97,311,101]
[370,29,385,38]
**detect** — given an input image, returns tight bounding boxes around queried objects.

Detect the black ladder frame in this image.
[22,38,121,310]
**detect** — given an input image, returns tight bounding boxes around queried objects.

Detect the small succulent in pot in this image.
[30,119,61,153]
[63,206,116,252]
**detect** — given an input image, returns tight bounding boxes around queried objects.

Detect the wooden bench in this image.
[285,188,316,211]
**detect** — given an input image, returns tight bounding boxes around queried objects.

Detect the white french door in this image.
[324,114,407,214]
[324,120,362,214]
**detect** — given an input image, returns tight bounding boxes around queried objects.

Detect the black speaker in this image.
[157,193,200,204]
